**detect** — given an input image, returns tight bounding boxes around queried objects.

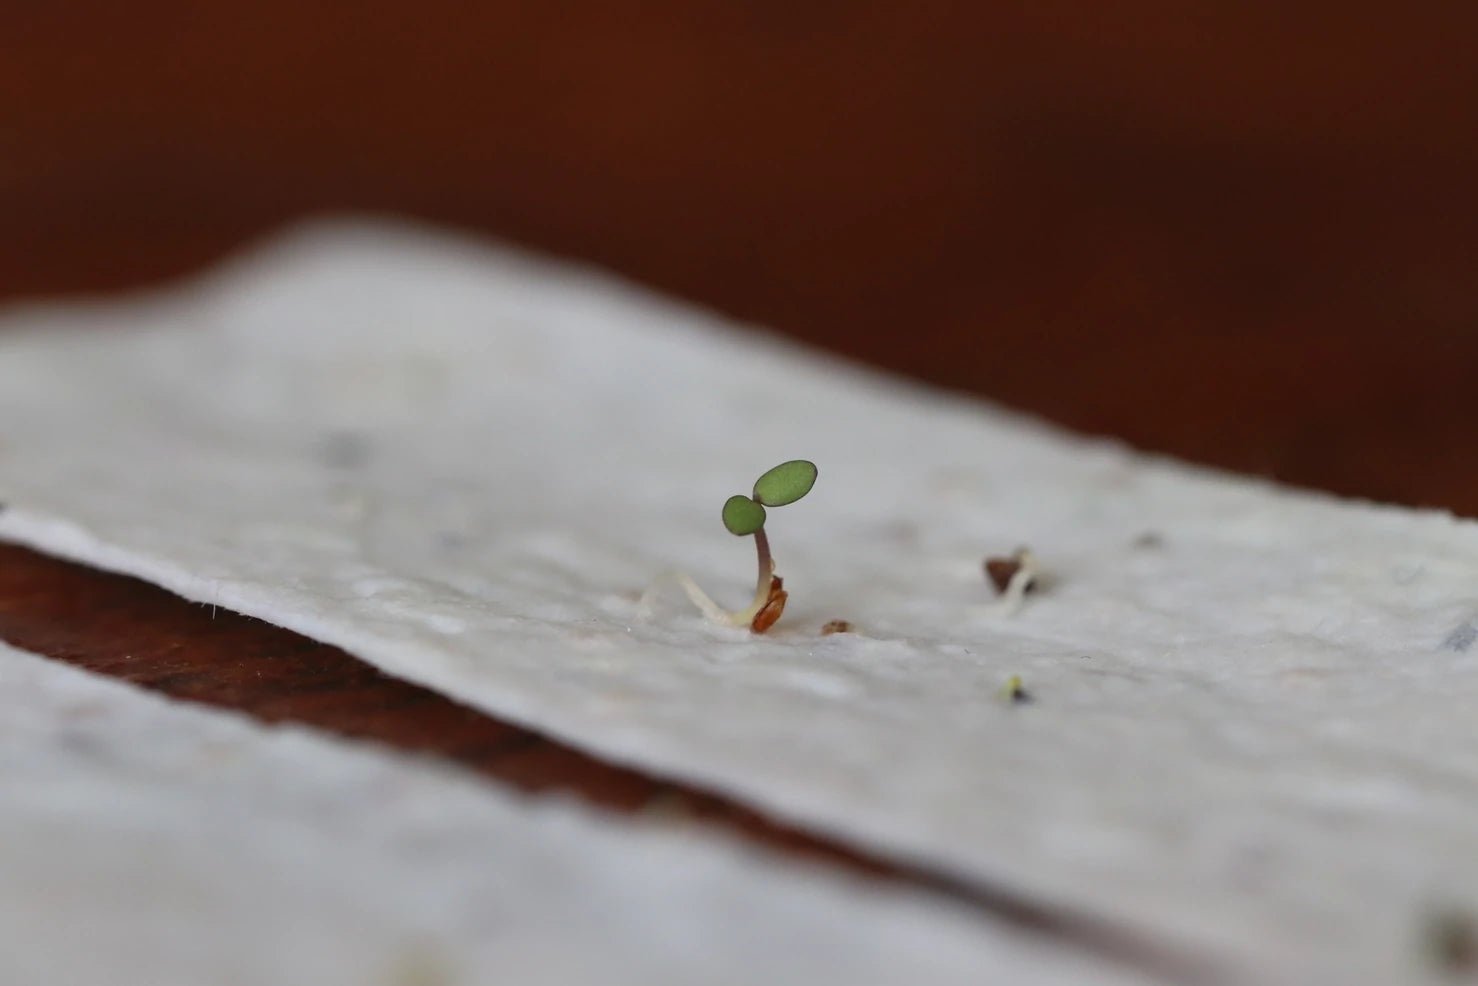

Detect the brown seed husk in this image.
[985,550,1035,595]
[750,576,788,633]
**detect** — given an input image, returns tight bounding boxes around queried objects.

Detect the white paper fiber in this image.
[1,219,1476,983]
[0,639,1133,986]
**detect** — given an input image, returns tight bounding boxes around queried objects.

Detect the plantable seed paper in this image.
[2,220,1475,983]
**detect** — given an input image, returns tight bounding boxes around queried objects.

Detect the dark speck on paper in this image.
[318,430,373,470]
[1423,906,1477,974]
[436,531,469,552]
[1443,622,1477,653]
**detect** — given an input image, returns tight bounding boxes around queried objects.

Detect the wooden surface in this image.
[1,3,1475,970]
[7,3,1478,510]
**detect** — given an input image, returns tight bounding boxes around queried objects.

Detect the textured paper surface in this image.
[2,220,1476,983]
[0,639,1131,986]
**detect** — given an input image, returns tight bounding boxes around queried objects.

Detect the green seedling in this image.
[1000,674,1031,704]
[671,460,818,633]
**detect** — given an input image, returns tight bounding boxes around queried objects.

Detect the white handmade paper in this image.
[2,219,1475,983]
[0,639,1128,986]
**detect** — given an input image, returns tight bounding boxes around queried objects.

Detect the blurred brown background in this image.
[6,2,1478,512]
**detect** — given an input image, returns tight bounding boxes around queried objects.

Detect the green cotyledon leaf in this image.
[722,495,767,536]
[752,460,818,507]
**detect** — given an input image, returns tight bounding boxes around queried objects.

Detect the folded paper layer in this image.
[0,640,1127,985]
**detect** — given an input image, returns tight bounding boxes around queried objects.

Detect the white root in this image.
[996,549,1039,617]
[641,528,780,629]
[639,571,771,628]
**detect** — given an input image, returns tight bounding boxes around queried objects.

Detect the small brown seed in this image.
[985,557,1021,594]
[821,619,853,635]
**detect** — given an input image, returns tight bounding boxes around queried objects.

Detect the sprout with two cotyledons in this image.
[666,460,818,633]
